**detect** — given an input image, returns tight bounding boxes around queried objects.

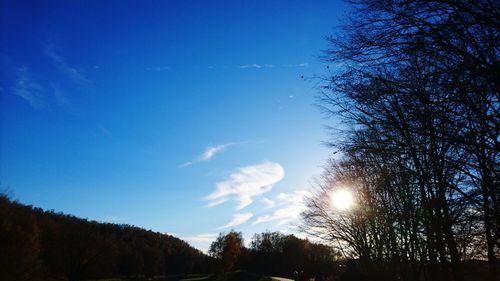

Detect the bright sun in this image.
[330,189,354,210]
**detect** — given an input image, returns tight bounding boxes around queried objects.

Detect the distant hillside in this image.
[0,194,209,281]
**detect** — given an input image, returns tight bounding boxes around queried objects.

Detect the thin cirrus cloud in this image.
[51,83,72,109]
[237,64,274,69]
[44,43,90,85]
[180,143,235,167]
[144,63,307,71]
[98,125,112,137]
[217,212,253,230]
[204,161,285,210]
[282,63,308,67]
[253,190,311,225]
[13,67,45,109]
[237,63,307,69]
[146,65,170,71]
[10,44,91,110]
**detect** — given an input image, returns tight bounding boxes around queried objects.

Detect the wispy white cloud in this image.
[44,43,90,85]
[235,63,306,70]
[282,63,308,67]
[143,63,306,71]
[200,145,227,161]
[237,64,275,69]
[260,197,276,209]
[146,65,170,71]
[51,83,72,109]
[279,224,315,241]
[98,125,112,137]
[205,161,285,210]
[253,190,311,225]
[183,233,219,243]
[163,232,179,237]
[13,67,45,109]
[181,143,235,167]
[238,64,261,69]
[182,233,220,253]
[217,212,253,229]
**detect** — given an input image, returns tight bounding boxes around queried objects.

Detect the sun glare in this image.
[330,189,354,210]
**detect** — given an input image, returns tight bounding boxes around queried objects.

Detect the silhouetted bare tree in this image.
[304,1,499,281]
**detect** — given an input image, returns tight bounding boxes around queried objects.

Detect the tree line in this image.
[0,194,341,281]
[302,1,499,281]
[0,194,208,281]
[208,230,339,280]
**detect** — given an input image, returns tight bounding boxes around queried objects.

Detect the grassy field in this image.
[179,271,273,281]
[88,271,274,281]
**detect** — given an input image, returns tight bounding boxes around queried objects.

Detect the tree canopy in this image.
[0,194,208,281]
[303,1,499,281]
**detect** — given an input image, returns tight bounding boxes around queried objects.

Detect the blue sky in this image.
[1,0,347,251]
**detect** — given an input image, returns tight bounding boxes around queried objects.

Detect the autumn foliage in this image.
[0,194,207,281]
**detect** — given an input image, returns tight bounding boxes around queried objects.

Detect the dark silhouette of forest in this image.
[0,194,207,281]
[208,231,338,279]
[0,194,338,281]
